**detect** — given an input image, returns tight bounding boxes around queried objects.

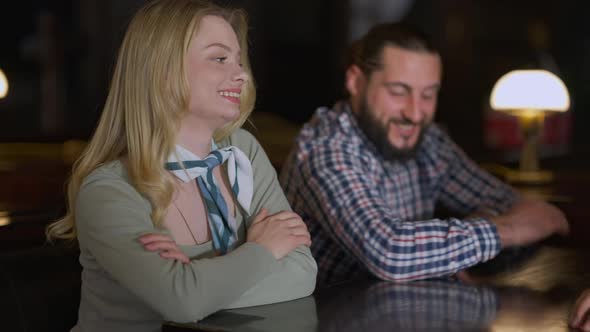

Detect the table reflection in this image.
[164,295,318,332]
[316,277,576,332]
[491,286,572,332]
[316,279,498,332]
[164,277,577,332]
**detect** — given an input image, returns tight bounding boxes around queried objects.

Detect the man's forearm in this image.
[489,197,568,249]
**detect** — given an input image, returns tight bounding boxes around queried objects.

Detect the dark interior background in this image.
[0,0,589,162]
[2,4,590,328]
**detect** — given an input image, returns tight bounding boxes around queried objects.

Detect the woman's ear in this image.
[345,65,365,98]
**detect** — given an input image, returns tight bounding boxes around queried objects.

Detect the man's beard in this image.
[355,97,429,162]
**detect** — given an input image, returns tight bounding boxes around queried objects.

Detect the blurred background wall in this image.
[1,3,589,326]
[1,0,589,160]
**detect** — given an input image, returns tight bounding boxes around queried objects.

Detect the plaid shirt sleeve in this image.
[297,139,501,281]
[436,132,518,217]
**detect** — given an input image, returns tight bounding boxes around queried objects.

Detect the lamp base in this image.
[482,164,553,184]
[504,168,553,184]
[480,164,573,203]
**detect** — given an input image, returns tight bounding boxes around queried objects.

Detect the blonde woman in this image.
[47,1,317,331]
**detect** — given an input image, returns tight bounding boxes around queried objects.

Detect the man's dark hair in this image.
[346,23,439,77]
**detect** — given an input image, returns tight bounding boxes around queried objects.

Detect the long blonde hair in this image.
[47,0,255,240]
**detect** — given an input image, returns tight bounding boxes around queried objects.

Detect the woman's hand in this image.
[247,208,312,260]
[138,233,190,264]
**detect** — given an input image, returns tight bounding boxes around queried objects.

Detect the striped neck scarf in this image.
[165,142,253,254]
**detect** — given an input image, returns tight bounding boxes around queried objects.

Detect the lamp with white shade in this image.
[0,68,8,99]
[489,69,570,183]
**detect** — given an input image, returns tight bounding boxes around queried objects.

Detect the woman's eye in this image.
[214,57,227,63]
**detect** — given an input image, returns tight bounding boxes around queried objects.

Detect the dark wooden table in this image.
[163,277,578,332]
[161,150,583,332]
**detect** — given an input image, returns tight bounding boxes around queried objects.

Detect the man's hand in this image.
[491,197,569,248]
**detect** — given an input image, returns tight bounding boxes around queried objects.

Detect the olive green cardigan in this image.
[72,129,317,332]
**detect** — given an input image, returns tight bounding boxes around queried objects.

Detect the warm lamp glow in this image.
[0,211,10,226]
[490,70,570,112]
[0,68,7,99]
[488,70,570,184]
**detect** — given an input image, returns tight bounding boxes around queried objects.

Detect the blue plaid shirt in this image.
[280,101,517,285]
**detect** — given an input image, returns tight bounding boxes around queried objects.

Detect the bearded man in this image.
[279,22,568,286]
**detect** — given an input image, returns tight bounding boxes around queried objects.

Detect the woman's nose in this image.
[232,65,249,84]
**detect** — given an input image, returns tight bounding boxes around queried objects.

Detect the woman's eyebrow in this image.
[203,42,240,54]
